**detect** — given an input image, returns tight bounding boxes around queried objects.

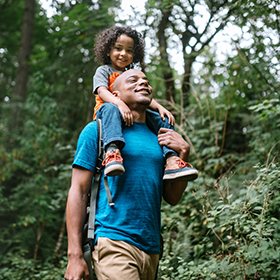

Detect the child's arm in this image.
[97,86,133,126]
[149,99,175,126]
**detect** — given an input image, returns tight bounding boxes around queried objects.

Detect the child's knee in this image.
[102,102,118,111]
[97,103,119,117]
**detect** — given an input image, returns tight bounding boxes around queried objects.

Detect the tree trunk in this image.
[33,219,45,267]
[11,0,35,128]
[182,55,196,108]
[14,0,35,102]
[54,211,66,257]
[157,7,176,104]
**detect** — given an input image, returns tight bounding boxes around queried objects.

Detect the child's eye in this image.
[127,50,134,54]
[115,47,122,51]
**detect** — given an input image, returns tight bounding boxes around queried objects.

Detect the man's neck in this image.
[132,111,146,123]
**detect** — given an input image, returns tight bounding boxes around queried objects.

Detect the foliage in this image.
[0,86,72,263]
[159,162,280,279]
[0,0,279,279]
[155,3,280,273]
[158,91,280,278]
[0,0,120,277]
[0,255,68,280]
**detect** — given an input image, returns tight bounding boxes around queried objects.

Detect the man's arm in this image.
[64,167,94,280]
[163,180,189,206]
[157,128,190,206]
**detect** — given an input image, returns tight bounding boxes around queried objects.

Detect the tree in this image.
[0,0,121,276]
[0,0,24,131]
[14,0,36,103]
[12,0,36,129]
[0,0,279,278]
[156,1,176,104]
[143,0,238,107]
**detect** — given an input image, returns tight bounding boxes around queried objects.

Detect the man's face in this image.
[114,69,153,109]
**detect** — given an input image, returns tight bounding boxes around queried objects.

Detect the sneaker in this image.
[102,149,125,176]
[163,156,198,182]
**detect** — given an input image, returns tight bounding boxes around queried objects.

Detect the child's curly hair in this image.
[94,25,145,68]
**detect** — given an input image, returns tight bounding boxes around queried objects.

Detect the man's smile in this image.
[135,87,152,95]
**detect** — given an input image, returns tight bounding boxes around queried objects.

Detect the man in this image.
[64,69,195,280]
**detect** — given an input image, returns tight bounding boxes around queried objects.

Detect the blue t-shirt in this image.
[73,121,165,254]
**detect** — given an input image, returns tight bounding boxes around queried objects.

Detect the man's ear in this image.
[112,91,120,98]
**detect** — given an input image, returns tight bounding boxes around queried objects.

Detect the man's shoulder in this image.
[82,120,97,129]
[73,121,99,171]
[78,121,98,141]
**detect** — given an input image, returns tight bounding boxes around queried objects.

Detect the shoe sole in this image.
[163,169,198,182]
[104,164,125,177]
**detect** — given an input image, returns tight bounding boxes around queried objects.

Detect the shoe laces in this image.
[102,150,123,166]
[176,159,193,168]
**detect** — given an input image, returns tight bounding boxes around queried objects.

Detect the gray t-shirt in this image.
[93,65,123,95]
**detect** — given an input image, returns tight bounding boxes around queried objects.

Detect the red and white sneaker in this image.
[102,149,125,177]
[163,156,198,182]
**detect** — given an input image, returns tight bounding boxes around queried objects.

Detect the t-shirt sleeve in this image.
[72,121,98,172]
[93,66,109,95]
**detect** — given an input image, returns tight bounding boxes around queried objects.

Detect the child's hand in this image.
[158,107,175,126]
[117,100,133,126]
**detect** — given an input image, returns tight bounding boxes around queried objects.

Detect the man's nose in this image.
[138,78,148,86]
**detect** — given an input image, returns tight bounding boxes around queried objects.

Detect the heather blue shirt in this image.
[72,121,164,254]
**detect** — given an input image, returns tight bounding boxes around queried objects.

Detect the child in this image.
[93,25,198,182]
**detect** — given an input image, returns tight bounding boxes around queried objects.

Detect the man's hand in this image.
[116,99,134,126]
[157,128,190,161]
[64,255,89,280]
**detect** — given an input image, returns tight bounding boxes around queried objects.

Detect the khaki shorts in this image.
[92,237,159,280]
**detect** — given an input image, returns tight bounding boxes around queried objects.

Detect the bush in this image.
[159,163,280,279]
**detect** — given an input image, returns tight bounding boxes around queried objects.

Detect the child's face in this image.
[108,34,134,71]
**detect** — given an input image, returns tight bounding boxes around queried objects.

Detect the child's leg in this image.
[97,103,125,150]
[96,103,125,176]
[146,110,177,157]
[146,110,198,182]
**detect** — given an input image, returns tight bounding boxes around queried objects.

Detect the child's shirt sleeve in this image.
[93,65,110,95]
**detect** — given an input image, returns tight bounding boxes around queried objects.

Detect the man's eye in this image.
[129,79,136,83]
